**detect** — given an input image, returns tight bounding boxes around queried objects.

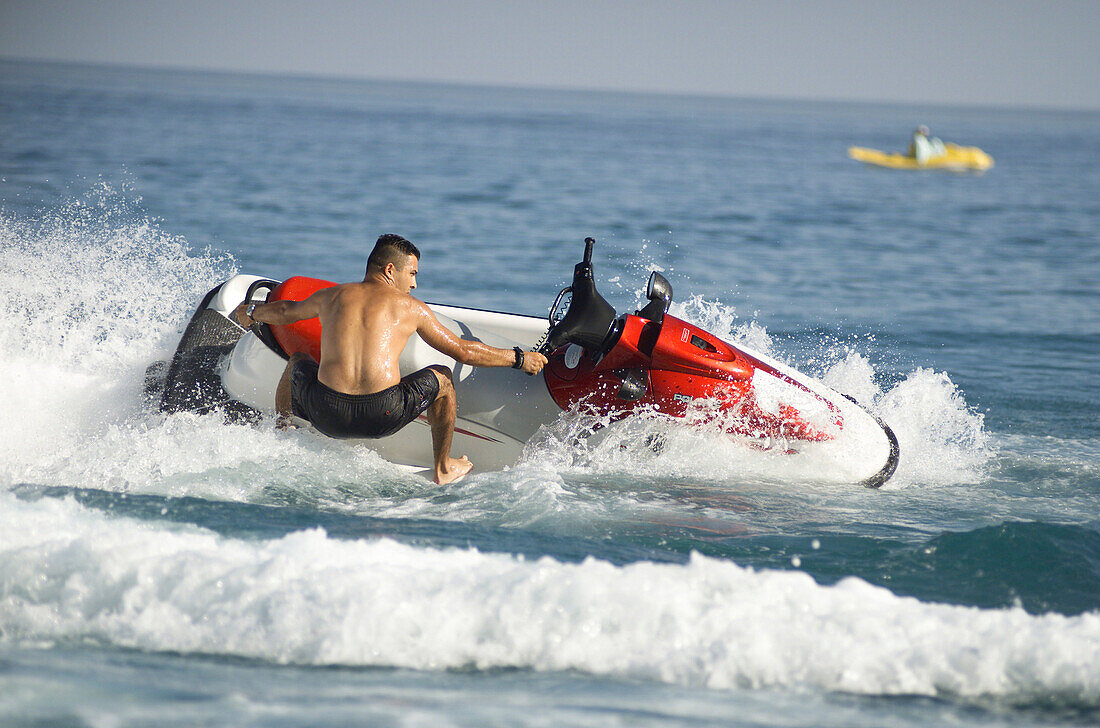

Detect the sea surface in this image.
[1,60,1098,727]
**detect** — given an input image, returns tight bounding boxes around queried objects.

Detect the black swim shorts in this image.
[289,359,441,439]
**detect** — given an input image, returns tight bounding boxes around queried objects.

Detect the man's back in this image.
[315,280,418,395]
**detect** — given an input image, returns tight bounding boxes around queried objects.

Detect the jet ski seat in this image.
[263,276,334,362]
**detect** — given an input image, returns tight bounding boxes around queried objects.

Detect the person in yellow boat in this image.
[907,125,947,165]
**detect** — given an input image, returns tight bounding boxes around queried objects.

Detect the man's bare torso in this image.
[314,281,419,395]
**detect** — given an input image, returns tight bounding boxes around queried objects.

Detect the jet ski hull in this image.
[152,271,898,487]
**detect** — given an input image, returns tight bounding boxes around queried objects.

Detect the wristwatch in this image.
[512,347,525,369]
[245,302,258,320]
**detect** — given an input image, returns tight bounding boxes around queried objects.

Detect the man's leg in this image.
[425,365,472,484]
[276,352,310,429]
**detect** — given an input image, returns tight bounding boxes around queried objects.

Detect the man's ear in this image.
[383,262,396,280]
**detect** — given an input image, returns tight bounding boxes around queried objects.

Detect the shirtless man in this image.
[234,234,547,484]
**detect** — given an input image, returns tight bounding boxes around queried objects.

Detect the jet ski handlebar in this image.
[583,236,595,264]
[537,237,674,357]
[241,279,287,358]
[538,238,616,355]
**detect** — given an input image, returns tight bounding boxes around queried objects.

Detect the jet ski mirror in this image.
[638,271,673,324]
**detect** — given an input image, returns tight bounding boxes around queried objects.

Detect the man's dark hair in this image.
[367,234,420,274]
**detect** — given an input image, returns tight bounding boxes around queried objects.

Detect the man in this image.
[907,125,946,165]
[234,234,548,484]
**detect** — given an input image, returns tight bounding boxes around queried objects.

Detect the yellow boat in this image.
[848,143,994,172]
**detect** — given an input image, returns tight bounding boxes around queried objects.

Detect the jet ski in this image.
[148,238,899,487]
[848,143,993,172]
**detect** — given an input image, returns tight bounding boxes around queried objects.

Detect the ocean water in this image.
[1,59,1098,727]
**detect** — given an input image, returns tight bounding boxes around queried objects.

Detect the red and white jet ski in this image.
[150,238,898,486]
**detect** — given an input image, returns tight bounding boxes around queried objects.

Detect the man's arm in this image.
[234,289,327,328]
[414,301,547,374]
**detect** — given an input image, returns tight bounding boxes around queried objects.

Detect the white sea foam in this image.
[0,189,234,477]
[0,492,1096,701]
[0,188,232,370]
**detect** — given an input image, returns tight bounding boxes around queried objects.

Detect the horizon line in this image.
[4,55,1099,116]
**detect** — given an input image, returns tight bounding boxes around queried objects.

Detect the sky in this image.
[2,0,1098,110]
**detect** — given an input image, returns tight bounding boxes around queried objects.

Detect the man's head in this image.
[367,234,420,292]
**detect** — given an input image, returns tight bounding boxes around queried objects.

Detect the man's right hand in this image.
[521,351,548,375]
[233,302,254,328]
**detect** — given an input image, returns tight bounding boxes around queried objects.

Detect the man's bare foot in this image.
[435,456,473,485]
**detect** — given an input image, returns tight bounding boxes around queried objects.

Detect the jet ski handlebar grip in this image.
[244,279,278,305]
[583,237,595,264]
[241,279,281,344]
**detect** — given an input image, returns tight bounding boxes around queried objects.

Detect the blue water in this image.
[1,60,1098,726]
